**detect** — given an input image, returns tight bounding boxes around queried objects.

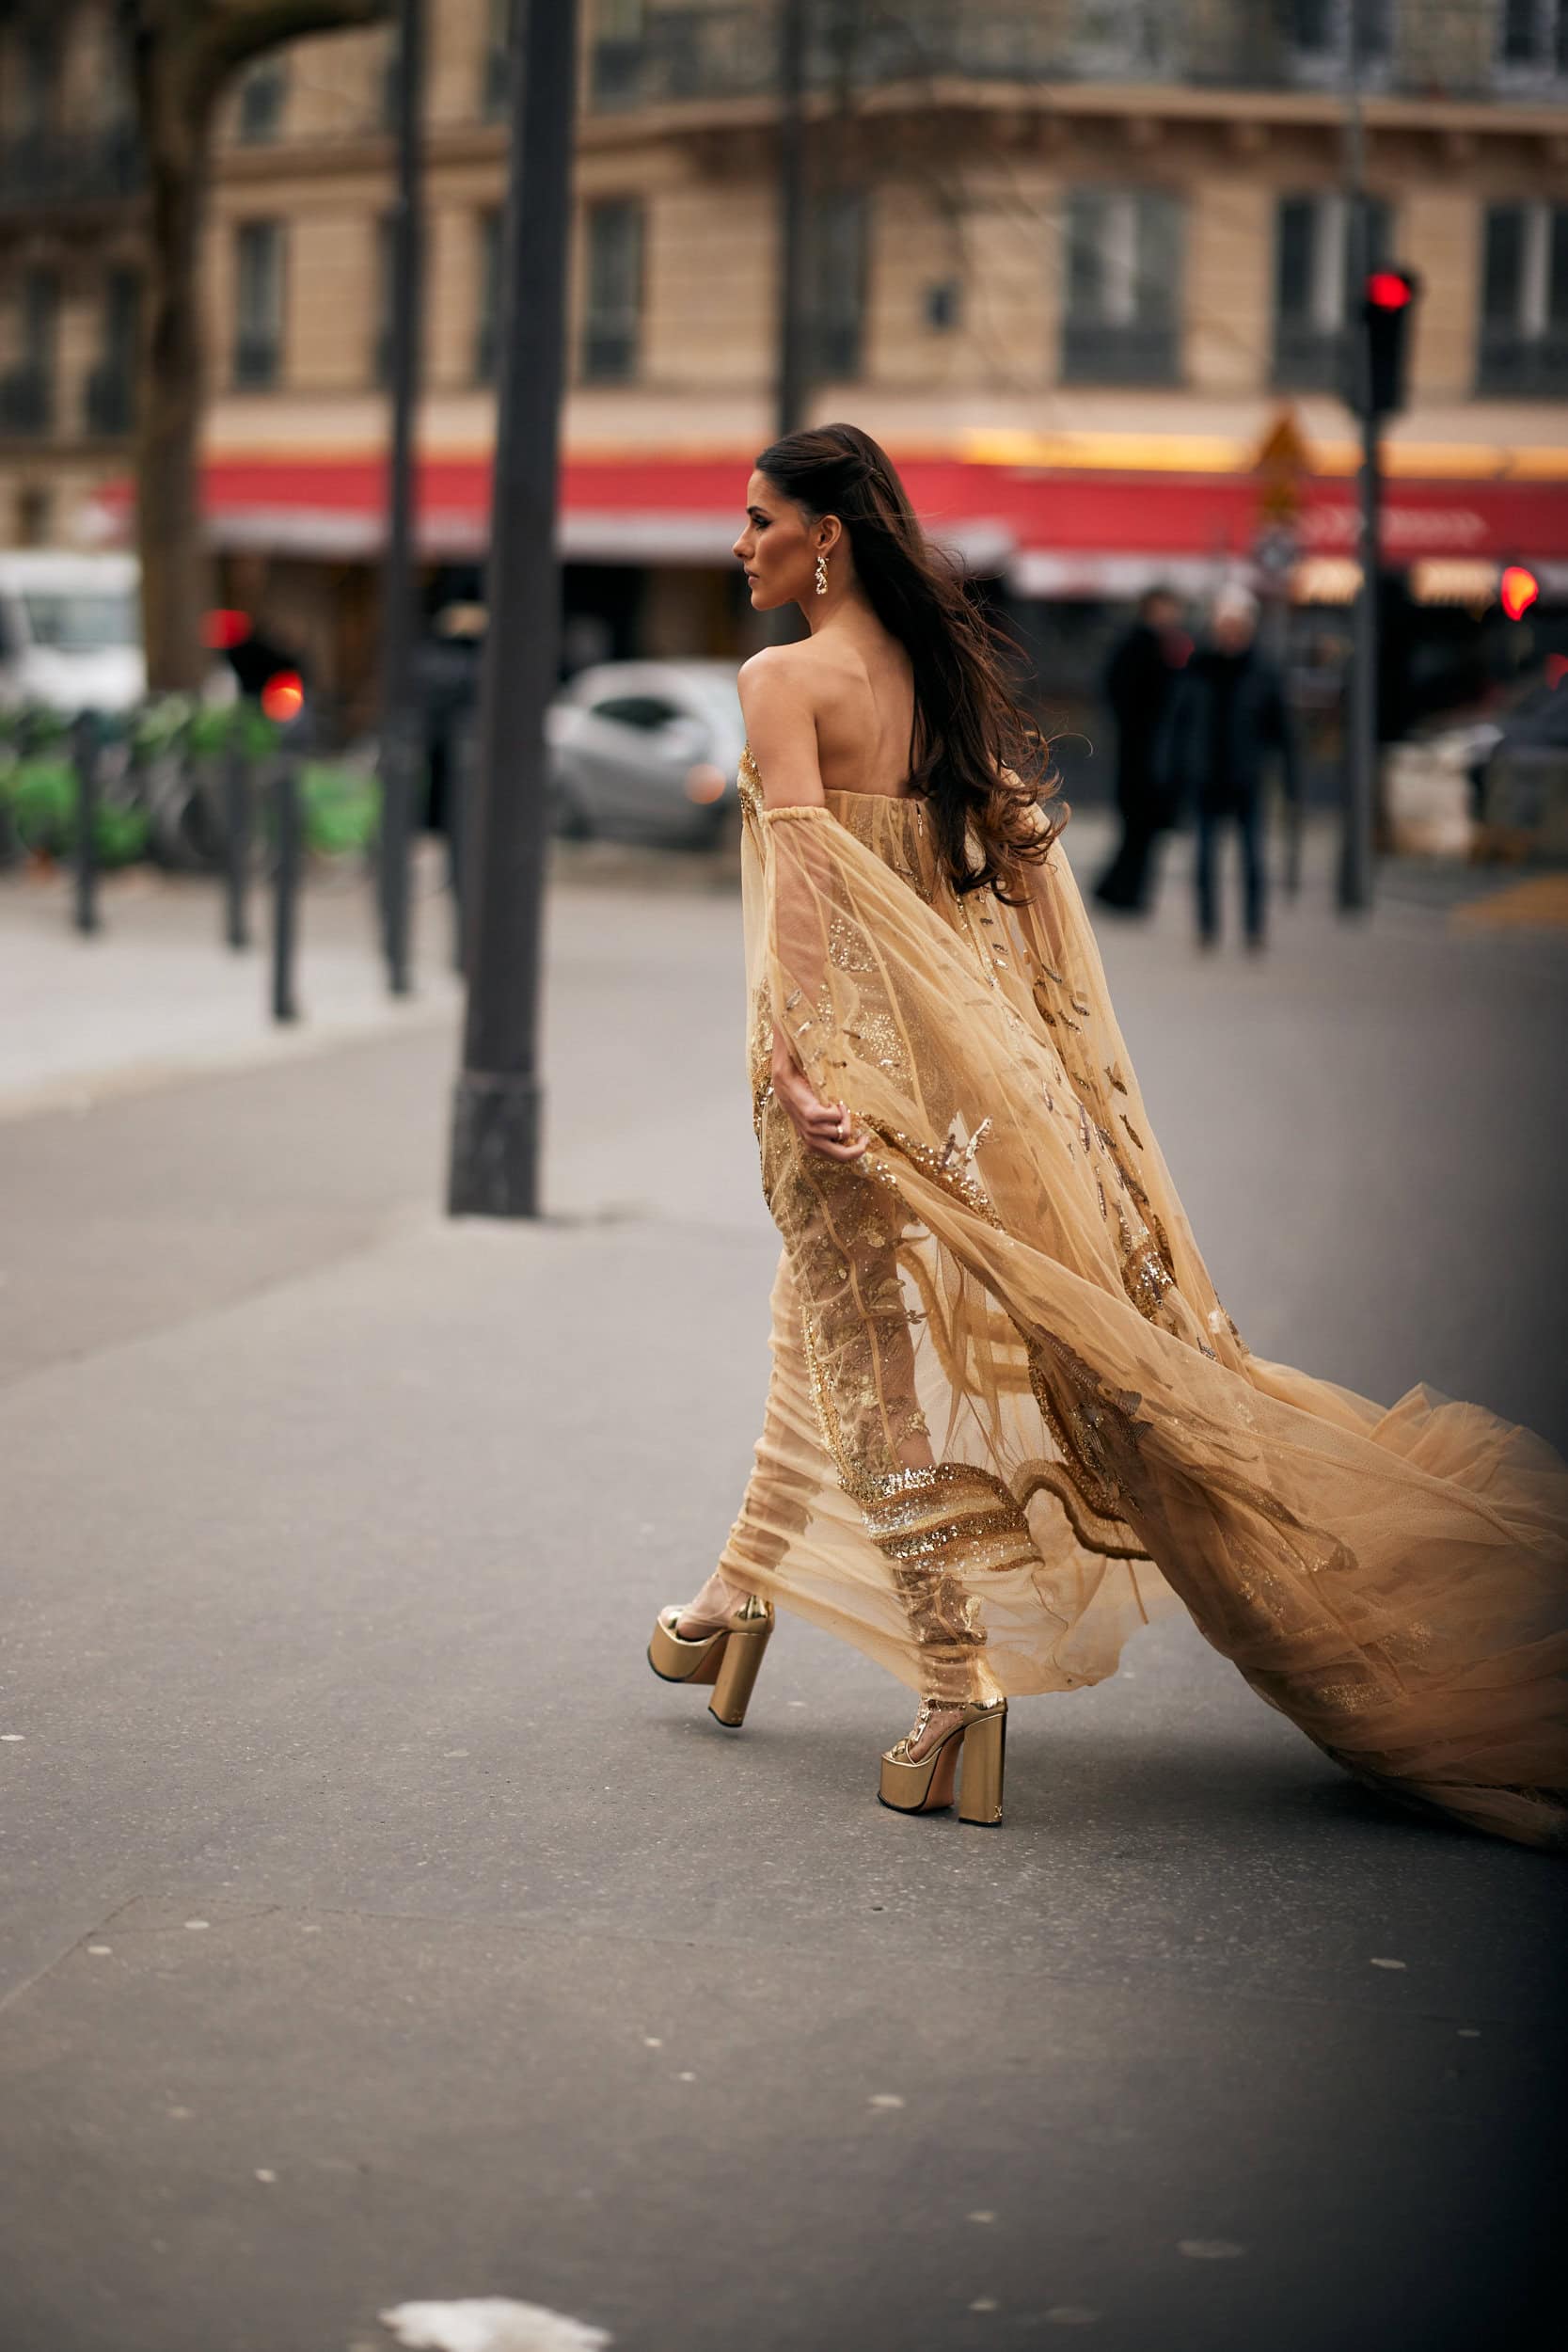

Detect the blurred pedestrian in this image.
[1157,583,1299,952]
[1093,585,1186,916]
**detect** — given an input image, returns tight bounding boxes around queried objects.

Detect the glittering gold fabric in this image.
[718,748,1568,1847]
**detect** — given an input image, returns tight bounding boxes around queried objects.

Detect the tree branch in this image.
[200,0,388,81]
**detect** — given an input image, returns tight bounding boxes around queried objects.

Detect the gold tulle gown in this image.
[716,747,1568,1849]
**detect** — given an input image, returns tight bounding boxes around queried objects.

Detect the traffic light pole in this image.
[1338,53,1377,917]
[1342,294,1382,916]
[447,0,577,1218]
[379,0,425,996]
[775,0,808,439]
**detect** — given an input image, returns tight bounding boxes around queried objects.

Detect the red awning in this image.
[88,451,1568,589]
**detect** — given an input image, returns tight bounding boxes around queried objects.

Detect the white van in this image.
[0,550,145,714]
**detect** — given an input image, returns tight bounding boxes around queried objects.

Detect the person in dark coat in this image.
[1093,585,1185,915]
[1155,585,1300,953]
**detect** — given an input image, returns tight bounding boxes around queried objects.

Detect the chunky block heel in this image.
[955,1703,1006,1825]
[648,1593,773,1728]
[878,1697,1007,1825]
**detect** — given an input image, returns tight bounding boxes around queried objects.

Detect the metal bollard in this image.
[270,755,302,1024]
[222,730,252,950]
[71,709,102,936]
[448,717,471,975]
[377,713,418,997]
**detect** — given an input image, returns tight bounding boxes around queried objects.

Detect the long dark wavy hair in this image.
[752,421,1065,900]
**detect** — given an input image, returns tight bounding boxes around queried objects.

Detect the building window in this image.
[85,268,140,437]
[375,28,400,130]
[1281,0,1393,80]
[483,0,514,118]
[1273,191,1392,389]
[580,198,642,383]
[475,210,502,383]
[1061,187,1181,385]
[233,221,285,388]
[1478,201,1568,394]
[19,24,57,136]
[16,484,53,546]
[592,0,647,107]
[804,187,868,379]
[0,269,58,433]
[1073,2,1175,78]
[924,278,961,332]
[236,55,287,143]
[1496,0,1568,79]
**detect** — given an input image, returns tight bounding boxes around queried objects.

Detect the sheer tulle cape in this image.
[718,752,1568,1849]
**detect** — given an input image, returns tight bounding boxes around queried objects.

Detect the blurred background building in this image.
[2,0,1565,767]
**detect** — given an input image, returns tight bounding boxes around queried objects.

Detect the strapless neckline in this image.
[824,786,921,805]
[739,740,919,807]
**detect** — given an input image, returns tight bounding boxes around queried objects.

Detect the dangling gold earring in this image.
[815,552,829,596]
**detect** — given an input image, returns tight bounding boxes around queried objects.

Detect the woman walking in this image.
[648,423,1568,1848]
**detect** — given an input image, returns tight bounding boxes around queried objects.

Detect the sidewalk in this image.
[4,809,1561,1123]
[1,816,1564,2352]
[0,848,462,1120]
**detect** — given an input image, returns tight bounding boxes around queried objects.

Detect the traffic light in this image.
[259,669,305,723]
[1499,564,1539,622]
[1362,267,1420,419]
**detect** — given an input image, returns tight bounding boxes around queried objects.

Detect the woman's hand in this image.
[770,1029,868,1162]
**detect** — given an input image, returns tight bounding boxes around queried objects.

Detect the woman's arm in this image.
[738,646,826,808]
[739,651,866,1162]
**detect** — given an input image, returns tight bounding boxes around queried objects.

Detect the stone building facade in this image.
[1,0,1564,716]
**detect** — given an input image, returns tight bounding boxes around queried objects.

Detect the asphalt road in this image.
[1,833,1564,2352]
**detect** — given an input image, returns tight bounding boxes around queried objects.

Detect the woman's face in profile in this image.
[733,471,814,611]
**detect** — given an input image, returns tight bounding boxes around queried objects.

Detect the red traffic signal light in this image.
[1366,271,1415,310]
[1499,565,1539,622]
[1360,266,1420,419]
[202,607,253,651]
[260,669,305,723]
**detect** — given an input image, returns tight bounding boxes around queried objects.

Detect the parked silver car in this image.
[547,659,745,848]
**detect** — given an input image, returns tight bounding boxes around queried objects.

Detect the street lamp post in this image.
[447,0,578,1218]
[379,0,426,997]
[775,0,809,439]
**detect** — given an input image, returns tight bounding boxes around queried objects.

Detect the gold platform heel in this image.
[647,1592,774,1728]
[879,1697,1007,1826]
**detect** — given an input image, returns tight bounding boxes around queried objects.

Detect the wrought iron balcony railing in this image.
[585,2,1534,113]
[83,363,135,438]
[579,320,640,382]
[1476,328,1568,397]
[0,367,55,435]
[1060,317,1180,387]
[232,332,282,390]
[1271,319,1348,393]
[0,128,141,213]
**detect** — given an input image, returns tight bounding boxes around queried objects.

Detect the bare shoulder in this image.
[737,639,831,699]
[737,644,828,806]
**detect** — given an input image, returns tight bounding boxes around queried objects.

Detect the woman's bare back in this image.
[788,627,918,800]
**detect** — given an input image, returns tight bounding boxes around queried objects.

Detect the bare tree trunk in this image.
[133,42,218,693]
[124,0,388,693]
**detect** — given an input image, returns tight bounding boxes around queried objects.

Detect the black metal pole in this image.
[222,725,251,949]
[271,756,301,1024]
[1338,37,1376,914]
[775,0,808,438]
[71,710,101,935]
[447,713,471,974]
[447,0,577,1218]
[378,0,426,996]
[1340,378,1381,914]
